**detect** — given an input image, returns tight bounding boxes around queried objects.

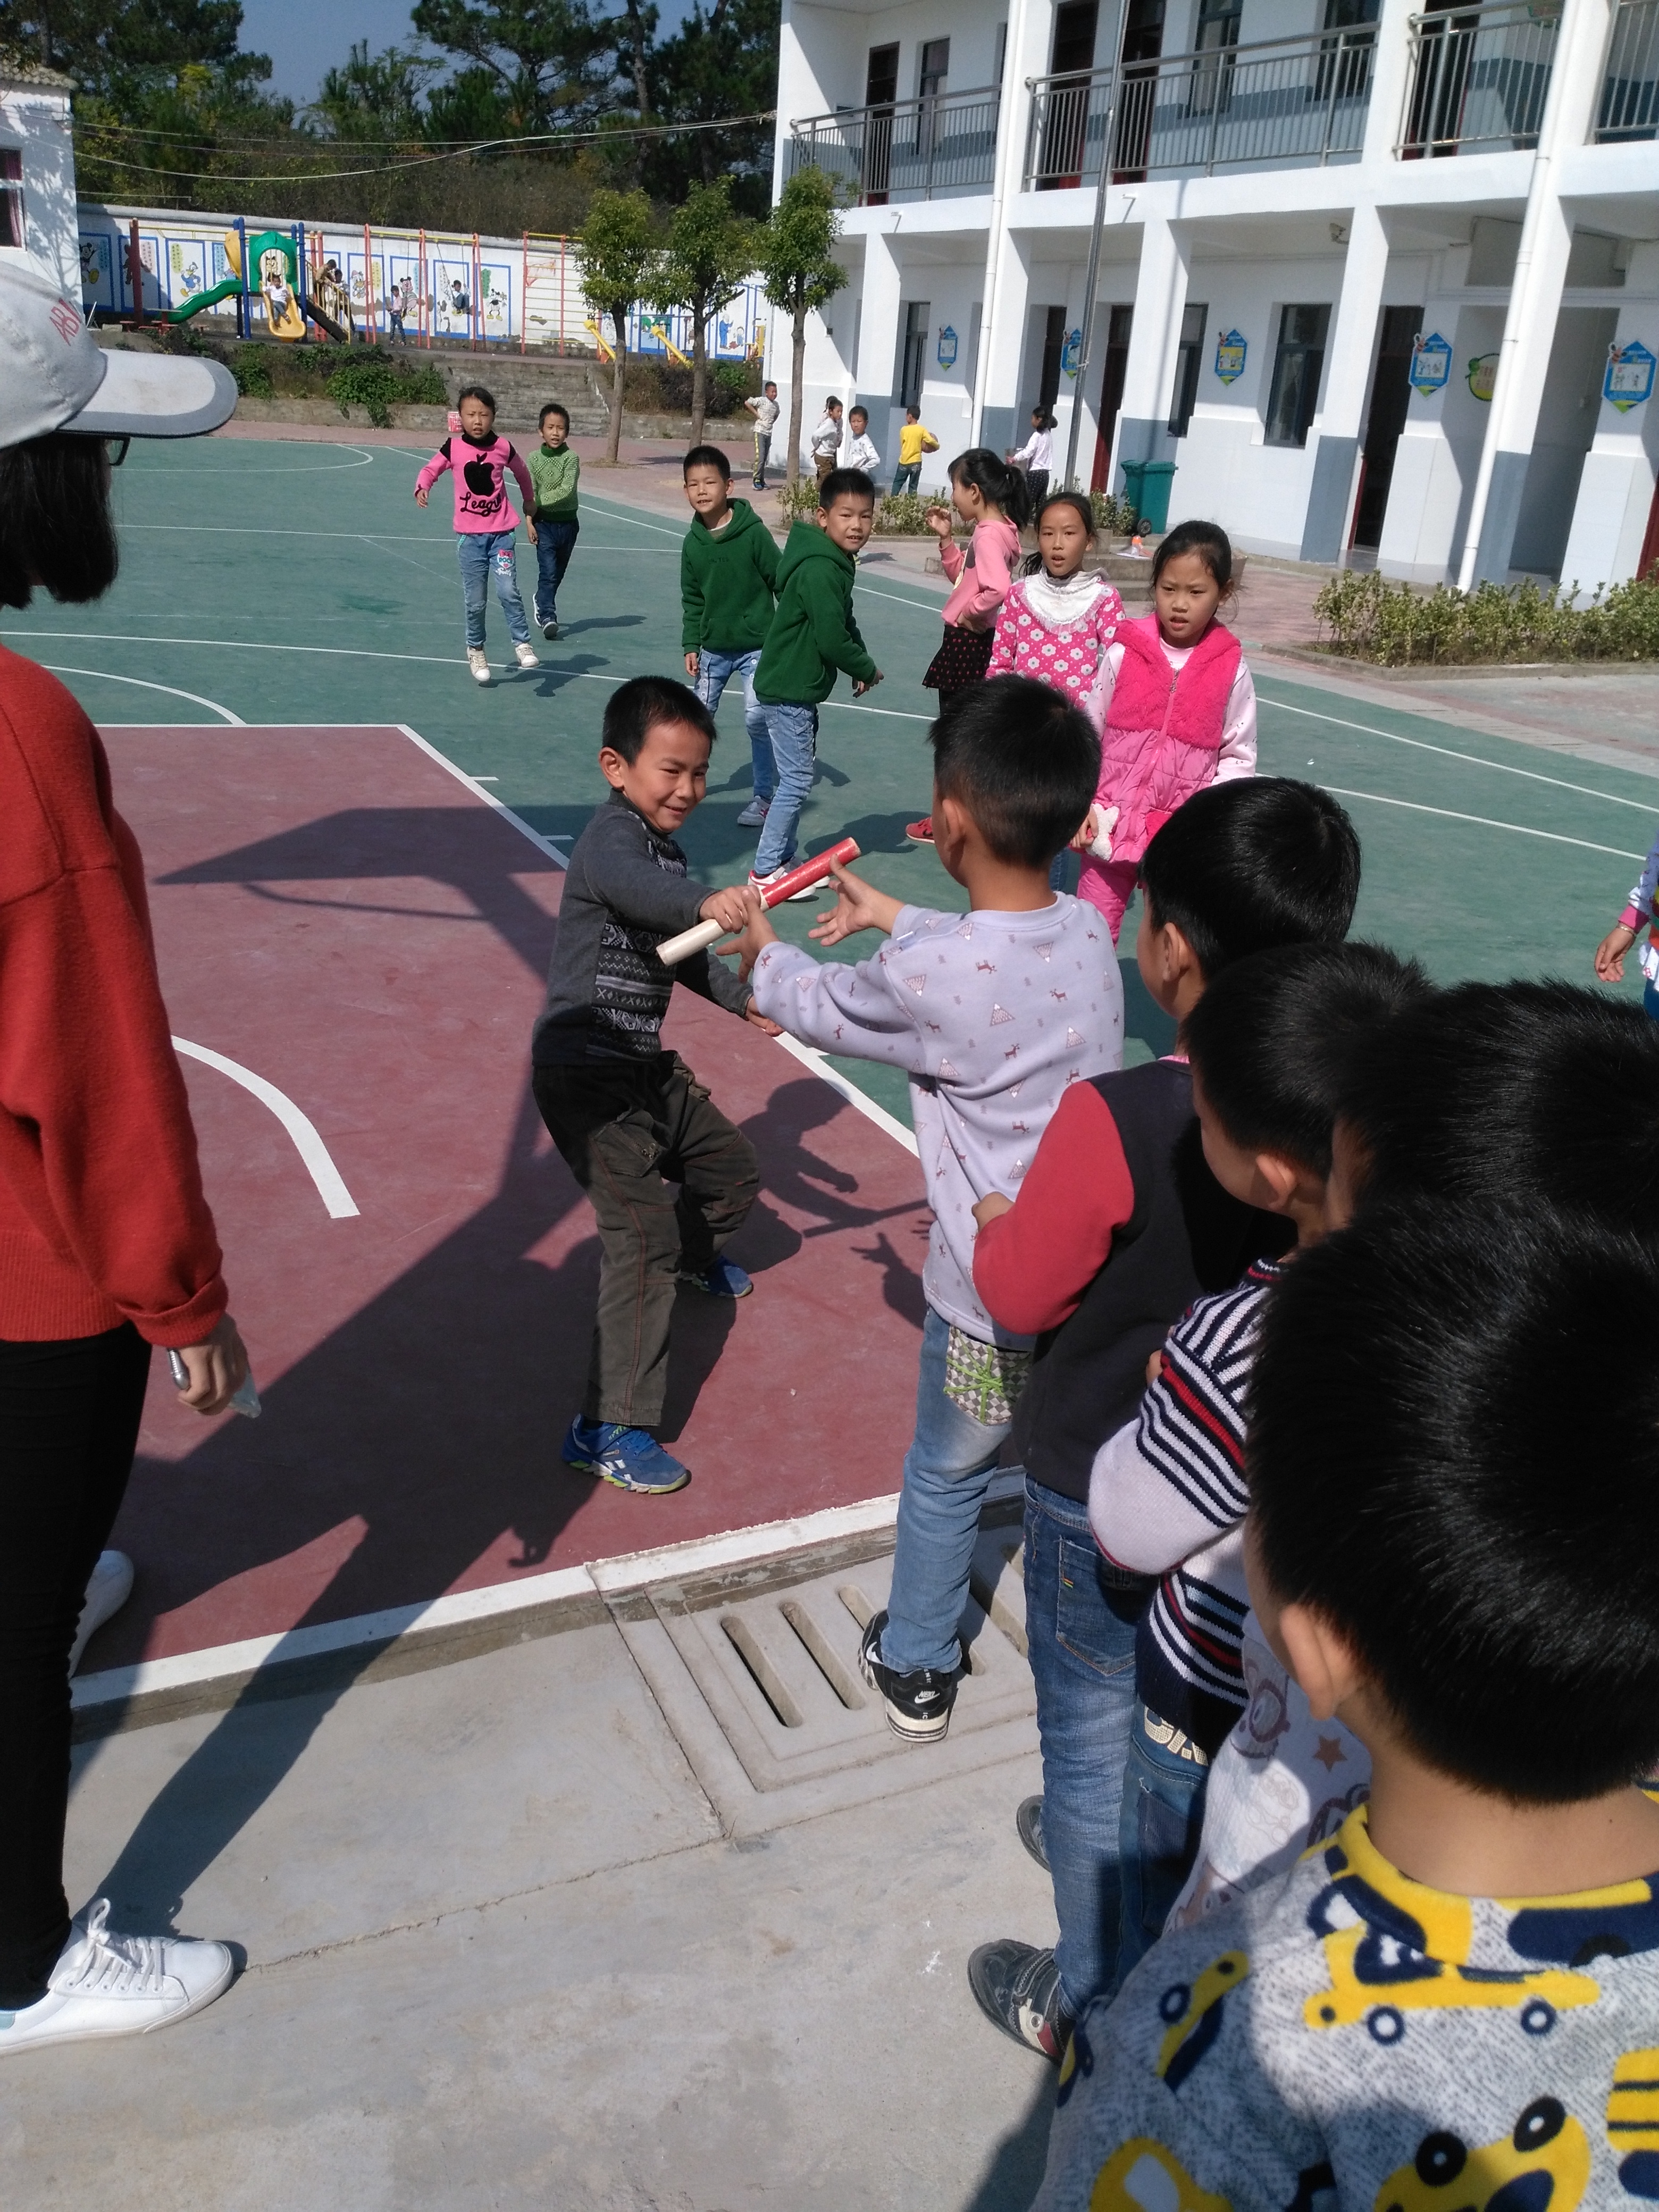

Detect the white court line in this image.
[172,1038,360,1218]
[119,523,675,552]
[856,582,949,613]
[393,723,572,865]
[1320,787,1645,864]
[131,448,377,473]
[1259,689,1659,815]
[40,665,244,725]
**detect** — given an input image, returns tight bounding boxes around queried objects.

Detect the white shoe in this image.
[0,1900,233,2055]
[70,1549,133,1677]
[467,648,490,685]
[749,863,823,903]
[514,642,540,669]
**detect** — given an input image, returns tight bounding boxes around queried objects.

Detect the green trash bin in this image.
[1118,458,1177,533]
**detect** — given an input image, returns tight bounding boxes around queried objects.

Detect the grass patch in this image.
[1313,567,1659,666]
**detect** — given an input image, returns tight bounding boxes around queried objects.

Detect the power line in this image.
[74,110,776,160]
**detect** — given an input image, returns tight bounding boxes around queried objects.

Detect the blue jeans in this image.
[1024,1475,1154,2022]
[881,1307,1012,1676]
[753,701,818,875]
[1646,976,1659,1021]
[457,529,530,649]
[533,518,580,625]
[696,648,774,808]
[1116,1702,1211,1986]
[892,463,921,496]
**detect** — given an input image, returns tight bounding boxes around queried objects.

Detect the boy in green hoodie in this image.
[527,402,580,639]
[681,445,782,833]
[749,466,884,895]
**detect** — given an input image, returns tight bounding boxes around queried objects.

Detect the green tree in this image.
[752,167,845,488]
[311,41,435,143]
[643,0,778,215]
[581,186,657,463]
[647,178,754,444]
[410,0,623,135]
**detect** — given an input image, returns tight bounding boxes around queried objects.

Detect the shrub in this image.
[325,354,447,426]
[775,476,823,525]
[1089,488,1138,537]
[231,346,273,399]
[1312,567,1659,666]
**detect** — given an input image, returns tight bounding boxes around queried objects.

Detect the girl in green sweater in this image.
[527,403,580,639]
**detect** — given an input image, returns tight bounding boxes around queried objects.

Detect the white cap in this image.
[0,259,237,450]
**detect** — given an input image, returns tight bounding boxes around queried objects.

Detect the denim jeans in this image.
[753,701,818,875]
[1024,1475,1155,2022]
[696,648,774,809]
[892,463,921,496]
[1116,1701,1211,1986]
[881,1306,1011,1675]
[457,528,530,649]
[1646,976,1659,1022]
[533,518,580,625]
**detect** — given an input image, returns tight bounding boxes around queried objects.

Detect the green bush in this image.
[1088,489,1138,537]
[1312,566,1659,666]
[775,476,824,525]
[325,354,447,426]
[230,346,273,399]
[870,491,943,536]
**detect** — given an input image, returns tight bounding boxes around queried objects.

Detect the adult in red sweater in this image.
[0,259,245,2056]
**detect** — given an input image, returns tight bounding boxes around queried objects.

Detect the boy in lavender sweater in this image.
[723,676,1120,1739]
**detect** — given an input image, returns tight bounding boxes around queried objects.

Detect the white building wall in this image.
[1,69,78,294]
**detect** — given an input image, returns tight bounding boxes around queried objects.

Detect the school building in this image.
[768,0,1659,591]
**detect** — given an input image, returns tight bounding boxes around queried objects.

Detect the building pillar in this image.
[855,223,904,454]
[977,234,1034,458]
[1111,216,1189,482]
[971,0,1041,451]
[1300,203,1390,562]
[1558,246,1659,598]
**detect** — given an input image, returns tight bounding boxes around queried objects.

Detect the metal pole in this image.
[234,216,249,340]
[1062,0,1130,490]
[363,223,377,343]
[521,232,528,354]
[418,228,428,346]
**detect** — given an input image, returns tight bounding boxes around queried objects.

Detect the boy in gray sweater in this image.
[532,676,778,1495]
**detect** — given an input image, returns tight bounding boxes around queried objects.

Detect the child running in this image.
[680,444,780,831]
[527,402,580,641]
[414,383,539,686]
[723,676,1119,1742]
[1078,520,1256,940]
[910,449,1029,844]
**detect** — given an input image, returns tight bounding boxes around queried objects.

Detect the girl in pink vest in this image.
[1077,520,1256,940]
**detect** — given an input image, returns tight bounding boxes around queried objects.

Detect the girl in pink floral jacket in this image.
[987,492,1124,710]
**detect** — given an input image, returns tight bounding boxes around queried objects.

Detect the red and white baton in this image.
[655,836,862,967]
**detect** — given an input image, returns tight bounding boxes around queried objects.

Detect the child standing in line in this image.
[414,383,540,686]
[909,450,1029,844]
[723,676,1120,1745]
[526,401,580,641]
[744,380,780,489]
[1078,518,1257,940]
[892,405,940,496]
[680,443,780,831]
[808,397,844,485]
[842,405,881,477]
[1008,406,1055,512]
[988,492,1124,710]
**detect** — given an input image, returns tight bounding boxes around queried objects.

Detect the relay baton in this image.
[655,836,862,967]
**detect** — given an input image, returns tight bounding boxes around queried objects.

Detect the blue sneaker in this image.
[562,1417,690,1494]
[681,1256,753,1298]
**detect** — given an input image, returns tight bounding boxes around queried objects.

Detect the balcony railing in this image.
[1397,0,1559,156]
[788,85,1000,204]
[1597,0,1659,138]
[1023,26,1376,187]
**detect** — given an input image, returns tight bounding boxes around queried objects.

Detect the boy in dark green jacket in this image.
[681,444,781,833]
[749,466,884,893]
[527,401,581,638]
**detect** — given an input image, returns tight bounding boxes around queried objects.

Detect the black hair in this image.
[1138,778,1360,981]
[849,405,868,424]
[1152,518,1235,594]
[1182,943,1432,1177]
[1338,979,1659,1234]
[1030,406,1054,426]
[1021,491,1096,576]
[928,675,1100,870]
[0,432,120,611]
[904,403,920,417]
[1249,1200,1659,1803]
[457,383,496,412]
[818,466,875,508]
[948,446,1030,531]
[682,443,732,480]
[764,379,777,390]
[601,674,716,764]
[826,395,843,410]
[539,401,569,428]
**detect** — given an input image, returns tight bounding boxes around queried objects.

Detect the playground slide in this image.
[306,299,349,343]
[165,276,242,325]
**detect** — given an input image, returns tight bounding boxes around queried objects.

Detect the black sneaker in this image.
[857,1608,959,1742]
[967,1939,1073,2062]
[1016,1795,1049,1871]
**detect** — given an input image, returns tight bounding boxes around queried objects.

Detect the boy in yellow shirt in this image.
[892,406,940,496]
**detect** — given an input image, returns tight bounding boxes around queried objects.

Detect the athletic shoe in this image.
[542,618,560,641]
[70,1550,133,1678]
[562,1415,689,1495]
[966,1939,1073,2062]
[467,648,490,685]
[748,863,823,903]
[735,798,770,828]
[514,642,540,669]
[1015,1795,1049,1872]
[0,1899,234,2056]
[906,816,935,843]
[681,1256,752,1298]
[857,1608,959,1742]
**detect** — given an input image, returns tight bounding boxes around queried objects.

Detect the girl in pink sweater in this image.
[1077,519,1256,940]
[414,384,540,686]
[988,492,1124,709]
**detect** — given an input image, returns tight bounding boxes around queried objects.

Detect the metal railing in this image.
[1396,0,1560,156]
[788,85,1001,203]
[1023,25,1376,186]
[1597,0,1659,137]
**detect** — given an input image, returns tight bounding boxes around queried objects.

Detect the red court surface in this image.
[94,725,928,1669]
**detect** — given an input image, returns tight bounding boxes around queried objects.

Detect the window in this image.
[918,38,950,98]
[994,23,1008,85]
[1264,304,1330,448]
[1168,301,1208,437]
[1051,2,1099,75]
[1038,304,1068,413]
[864,46,899,202]
[866,45,899,105]
[0,149,21,252]
[900,299,931,409]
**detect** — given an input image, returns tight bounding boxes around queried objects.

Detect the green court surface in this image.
[6,436,1653,1126]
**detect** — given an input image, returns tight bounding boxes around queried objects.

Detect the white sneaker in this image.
[467,648,490,685]
[70,1549,133,1677]
[514,642,540,669]
[749,863,823,903]
[0,1900,233,2056]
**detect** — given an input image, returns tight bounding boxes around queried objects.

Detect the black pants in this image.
[0,1323,149,2004]
[533,1054,759,1431]
[1027,468,1050,514]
